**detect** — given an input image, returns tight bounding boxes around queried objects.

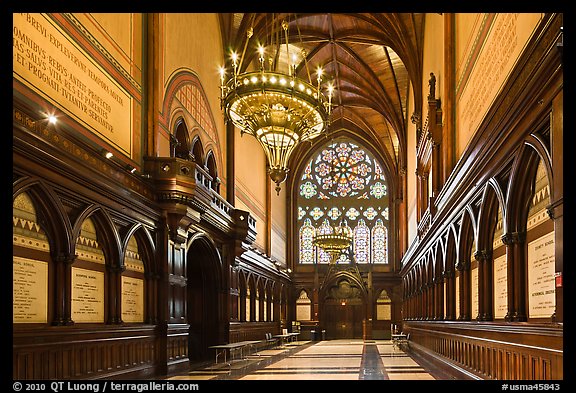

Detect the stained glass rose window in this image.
[297,138,390,264]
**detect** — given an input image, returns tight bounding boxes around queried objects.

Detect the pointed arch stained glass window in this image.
[299,219,316,264]
[316,219,334,264]
[372,219,388,264]
[296,138,390,264]
[354,219,370,263]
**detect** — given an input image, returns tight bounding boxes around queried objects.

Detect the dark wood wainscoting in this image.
[404,321,563,380]
[13,325,158,380]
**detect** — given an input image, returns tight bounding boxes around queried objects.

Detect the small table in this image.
[287,332,300,344]
[209,342,245,365]
[391,334,408,349]
[209,340,262,365]
[273,334,292,347]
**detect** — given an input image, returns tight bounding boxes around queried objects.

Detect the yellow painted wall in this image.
[235,127,267,250]
[160,13,226,188]
[405,82,418,245]
[405,13,445,246]
[74,13,143,82]
[455,13,543,158]
[271,180,287,266]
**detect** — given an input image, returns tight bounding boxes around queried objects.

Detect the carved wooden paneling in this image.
[404,322,562,380]
[229,322,280,343]
[13,326,157,379]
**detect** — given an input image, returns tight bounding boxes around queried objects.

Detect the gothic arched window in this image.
[297,138,390,264]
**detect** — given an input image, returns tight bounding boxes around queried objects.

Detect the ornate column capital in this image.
[106,264,126,274]
[455,260,470,271]
[473,249,492,262]
[501,231,526,245]
[52,252,77,265]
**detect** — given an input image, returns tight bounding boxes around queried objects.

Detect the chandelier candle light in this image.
[220,19,333,194]
[312,218,353,263]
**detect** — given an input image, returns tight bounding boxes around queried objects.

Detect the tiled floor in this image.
[166,339,441,380]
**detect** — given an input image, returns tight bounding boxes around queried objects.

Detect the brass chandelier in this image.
[220,17,333,195]
[313,218,353,263]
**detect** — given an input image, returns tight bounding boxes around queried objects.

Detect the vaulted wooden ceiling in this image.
[219,13,425,180]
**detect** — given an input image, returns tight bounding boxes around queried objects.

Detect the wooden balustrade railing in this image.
[404,321,562,380]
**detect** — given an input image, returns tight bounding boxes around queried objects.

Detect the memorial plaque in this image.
[13,256,48,323]
[455,273,460,319]
[296,304,311,321]
[471,266,479,319]
[456,14,542,155]
[13,13,132,157]
[376,304,391,320]
[71,267,104,322]
[493,255,508,319]
[121,276,144,322]
[528,232,555,318]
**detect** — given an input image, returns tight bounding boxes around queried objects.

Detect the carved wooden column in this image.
[427,281,434,320]
[443,13,456,183]
[408,281,414,320]
[434,276,444,320]
[146,12,160,158]
[145,271,159,324]
[474,250,493,321]
[443,269,455,320]
[52,252,76,326]
[405,288,411,320]
[427,72,443,198]
[398,167,408,256]
[418,286,424,319]
[550,90,563,322]
[415,168,429,221]
[502,231,527,321]
[456,259,471,320]
[107,265,124,324]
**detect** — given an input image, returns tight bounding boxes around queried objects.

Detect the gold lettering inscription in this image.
[13,257,48,323]
[71,267,104,322]
[528,232,555,318]
[13,13,131,155]
[459,14,519,134]
[121,276,144,322]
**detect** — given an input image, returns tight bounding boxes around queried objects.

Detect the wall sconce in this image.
[126,165,137,174]
[102,149,113,159]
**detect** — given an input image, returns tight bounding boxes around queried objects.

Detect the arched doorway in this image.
[320,275,366,339]
[187,235,222,362]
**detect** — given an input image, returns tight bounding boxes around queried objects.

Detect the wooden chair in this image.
[265,333,278,349]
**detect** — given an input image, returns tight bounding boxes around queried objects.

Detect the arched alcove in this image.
[186,234,223,362]
[320,274,367,339]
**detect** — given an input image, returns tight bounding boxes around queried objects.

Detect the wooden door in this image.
[324,303,363,339]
